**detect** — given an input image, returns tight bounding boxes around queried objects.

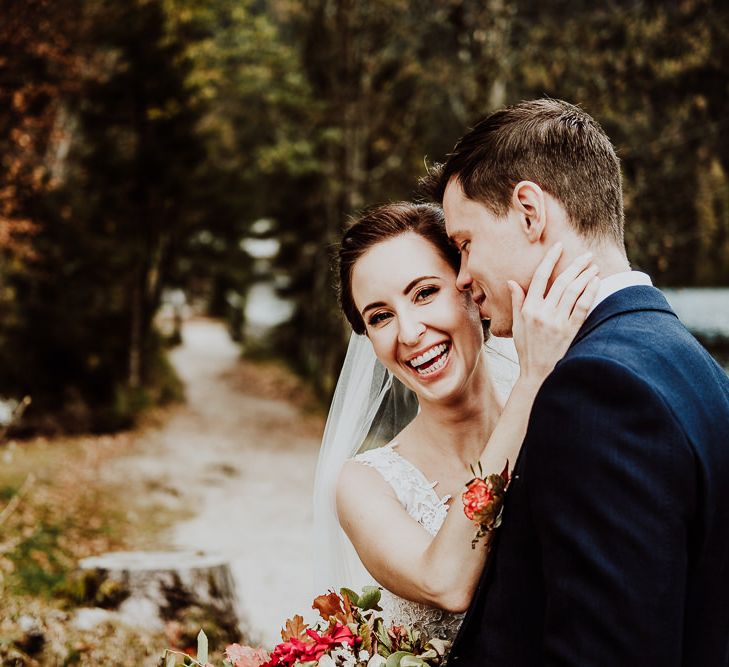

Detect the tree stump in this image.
[76,550,243,641]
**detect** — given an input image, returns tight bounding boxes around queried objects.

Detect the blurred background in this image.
[1,0,728,663]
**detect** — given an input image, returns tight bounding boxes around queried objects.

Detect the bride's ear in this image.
[512,181,547,244]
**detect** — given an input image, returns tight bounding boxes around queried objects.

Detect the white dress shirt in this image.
[588,271,653,315]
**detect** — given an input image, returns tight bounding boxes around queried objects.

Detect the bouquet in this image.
[162,587,450,667]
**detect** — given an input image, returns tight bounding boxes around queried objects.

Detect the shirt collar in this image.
[588,270,653,315]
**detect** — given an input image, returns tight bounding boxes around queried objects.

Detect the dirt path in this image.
[111,318,324,646]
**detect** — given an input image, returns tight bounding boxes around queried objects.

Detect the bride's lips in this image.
[403,341,452,381]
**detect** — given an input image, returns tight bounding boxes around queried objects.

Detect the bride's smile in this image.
[405,341,450,377]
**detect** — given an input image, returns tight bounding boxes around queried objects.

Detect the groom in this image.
[424,99,729,665]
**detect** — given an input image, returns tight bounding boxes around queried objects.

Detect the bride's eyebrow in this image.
[404,275,439,294]
[362,301,386,316]
[361,275,441,316]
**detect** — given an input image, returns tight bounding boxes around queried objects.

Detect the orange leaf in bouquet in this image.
[281,614,308,642]
[340,590,356,625]
[312,591,344,622]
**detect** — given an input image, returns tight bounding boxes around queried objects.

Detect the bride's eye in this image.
[368,311,392,326]
[415,286,439,302]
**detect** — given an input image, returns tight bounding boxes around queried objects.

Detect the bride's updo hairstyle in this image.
[338,202,460,335]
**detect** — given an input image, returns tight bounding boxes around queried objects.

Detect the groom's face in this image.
[443,180,536,337]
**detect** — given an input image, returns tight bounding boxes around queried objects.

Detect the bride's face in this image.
[351,231,486,405]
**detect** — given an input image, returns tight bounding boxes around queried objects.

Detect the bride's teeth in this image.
[416,351,448,375]
[408,343,449,373]
[409,344,446,368]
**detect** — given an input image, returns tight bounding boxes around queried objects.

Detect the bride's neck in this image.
[404,359,501,468]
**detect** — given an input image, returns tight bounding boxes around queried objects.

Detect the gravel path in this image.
[113,318,324,646]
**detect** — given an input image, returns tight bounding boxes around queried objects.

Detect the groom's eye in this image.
[460,241,470,254]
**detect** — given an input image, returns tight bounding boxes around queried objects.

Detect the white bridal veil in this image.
[312,331,519,595]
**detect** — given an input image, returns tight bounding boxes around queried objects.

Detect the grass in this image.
[0,436,125,596]
[0,433,184,664]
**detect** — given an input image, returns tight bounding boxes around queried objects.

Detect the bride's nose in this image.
[397,314,426,346]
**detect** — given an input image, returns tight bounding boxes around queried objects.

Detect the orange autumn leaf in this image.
[312,591,344,621]
[280,614,308,641]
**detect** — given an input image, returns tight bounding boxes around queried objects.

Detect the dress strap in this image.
[353,444,450,536]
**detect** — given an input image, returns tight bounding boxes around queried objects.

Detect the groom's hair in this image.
[421,98,625,245]
[338,202,460,335]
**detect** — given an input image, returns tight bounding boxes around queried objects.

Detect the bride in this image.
[313,202,598,643]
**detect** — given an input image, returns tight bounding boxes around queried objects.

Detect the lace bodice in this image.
[353,443,464,644]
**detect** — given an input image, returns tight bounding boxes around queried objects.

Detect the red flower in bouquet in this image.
[262,638,305,667]
[262,622,361,666]
[325,622,359,648]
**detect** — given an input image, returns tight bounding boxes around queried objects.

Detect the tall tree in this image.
[1,0,214,430]
[268,0,512,395]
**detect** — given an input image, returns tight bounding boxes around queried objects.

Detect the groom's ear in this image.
[511,181,546,244]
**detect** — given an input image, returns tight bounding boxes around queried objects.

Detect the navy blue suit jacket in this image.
[450,286,729,666]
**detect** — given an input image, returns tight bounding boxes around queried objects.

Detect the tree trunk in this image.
[128,273,143,389]
[76,550,243,638]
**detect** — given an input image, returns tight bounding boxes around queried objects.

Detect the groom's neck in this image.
[555,237,632,281]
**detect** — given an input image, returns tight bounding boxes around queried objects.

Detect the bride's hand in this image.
[509,242,600,383]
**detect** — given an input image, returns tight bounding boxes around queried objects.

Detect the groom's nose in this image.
[456,264,473,292]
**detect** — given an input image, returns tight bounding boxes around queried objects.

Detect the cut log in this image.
[76,550,243,640]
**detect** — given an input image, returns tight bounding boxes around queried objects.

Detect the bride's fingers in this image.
[568,275,601,326]
[544,251,594,308]
[509,280,526,327]
[556,264,599,319]
[524,242,563,306]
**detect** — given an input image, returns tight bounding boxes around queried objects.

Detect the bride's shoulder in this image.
[340,443,395,479]
[337,444,399,501]
[351,441,400,466]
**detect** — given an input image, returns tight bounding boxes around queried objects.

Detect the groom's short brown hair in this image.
[422,98,625,245]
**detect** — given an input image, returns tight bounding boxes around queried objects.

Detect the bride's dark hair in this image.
[338,202,460,335]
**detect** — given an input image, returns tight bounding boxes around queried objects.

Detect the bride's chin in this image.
[413,372,464,404]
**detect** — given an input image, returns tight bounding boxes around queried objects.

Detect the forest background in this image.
[2,0,728,433]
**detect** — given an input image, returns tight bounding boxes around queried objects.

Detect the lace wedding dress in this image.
[352,442,464,644]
